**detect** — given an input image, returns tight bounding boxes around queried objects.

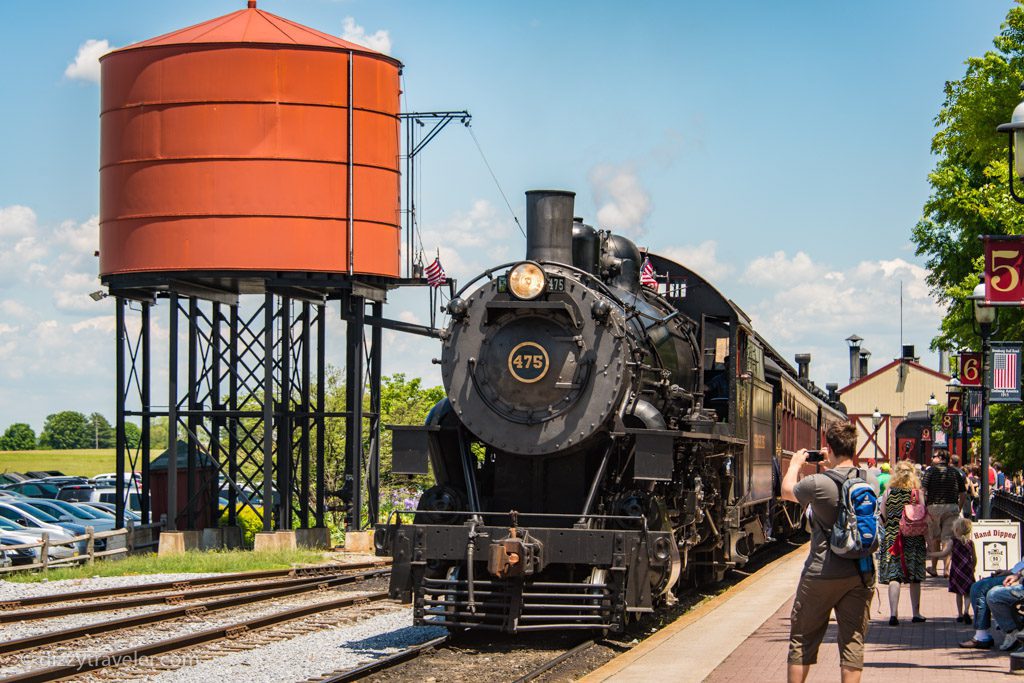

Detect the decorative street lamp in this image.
[997,90,1024,204]
[871,407,882,465]
[946,376,962,460]
[969,278,998,518]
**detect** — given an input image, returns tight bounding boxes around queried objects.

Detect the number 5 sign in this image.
[960,352,983,387]
[985,236,1024,303]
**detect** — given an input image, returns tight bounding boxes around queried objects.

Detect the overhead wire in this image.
[466,124,524,240]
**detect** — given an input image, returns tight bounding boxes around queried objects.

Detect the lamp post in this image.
[996,89,1024,204]
[926,394,939,462]
[871,407,882,465]
[969,279,998,519]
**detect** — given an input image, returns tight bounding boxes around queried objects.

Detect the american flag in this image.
[968,388,983,421]
[993,348,1019,392]
[640,257,658,290]
[424,257,446,287]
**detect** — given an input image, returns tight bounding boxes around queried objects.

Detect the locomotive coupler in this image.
[466,517,488,613]
[487,526,543,579]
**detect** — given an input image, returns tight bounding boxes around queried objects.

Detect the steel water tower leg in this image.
[187,297,199,530]
[277,295,292,531]
[345,294,365,530]
[299,302,311,529]
[227,305,239,527]
[115,297,126,530]
[211,302,223,531]
[167,293,179,532]
[315,304,326,529]
[367,301,382,526]
[141,302,151,525]
[262,292,274,531]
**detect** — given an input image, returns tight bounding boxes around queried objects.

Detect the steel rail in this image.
[0,561,388,610]
[0,590,391,683]
[0,569,389,656]
[312,635,450,682]
[511,639,597,683]
[0,570,379,623]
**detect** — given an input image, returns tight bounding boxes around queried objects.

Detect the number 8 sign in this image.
[985,236,1024,303]
[960,352,982,387]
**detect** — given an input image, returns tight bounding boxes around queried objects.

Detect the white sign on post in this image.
[971,520,1022,580]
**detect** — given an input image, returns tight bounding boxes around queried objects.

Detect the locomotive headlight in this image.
[508,262,546,300]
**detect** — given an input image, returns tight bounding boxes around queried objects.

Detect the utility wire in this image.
[465,125,526,239]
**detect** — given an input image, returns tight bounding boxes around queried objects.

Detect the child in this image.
[926,517,975,622]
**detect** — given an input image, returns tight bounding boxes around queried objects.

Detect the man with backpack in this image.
[782,422,879,683]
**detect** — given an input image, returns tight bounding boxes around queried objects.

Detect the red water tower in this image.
[99,1,402,279]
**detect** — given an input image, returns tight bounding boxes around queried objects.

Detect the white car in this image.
[25,499,117,532]
[0,518,76,559]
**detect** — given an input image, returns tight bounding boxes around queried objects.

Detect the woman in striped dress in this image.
[878,461,927,625]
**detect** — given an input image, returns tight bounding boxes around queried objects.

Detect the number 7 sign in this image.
[985,237,1024,303]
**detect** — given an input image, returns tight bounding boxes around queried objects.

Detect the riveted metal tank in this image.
[98,1,402,279]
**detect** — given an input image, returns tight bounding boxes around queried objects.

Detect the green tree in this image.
[38,411,92,449]
[88,413,116,449]
[0,423,36,451]
[912,1,1024,472]
[124,422,141,449]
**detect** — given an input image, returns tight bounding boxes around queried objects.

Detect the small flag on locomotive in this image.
[640,256,658,290]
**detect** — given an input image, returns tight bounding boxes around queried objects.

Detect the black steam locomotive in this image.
[375,190,845,633]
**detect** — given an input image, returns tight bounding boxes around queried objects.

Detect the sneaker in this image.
[1000,631,1021,651]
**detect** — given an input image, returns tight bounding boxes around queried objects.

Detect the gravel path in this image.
[146,607,445,683]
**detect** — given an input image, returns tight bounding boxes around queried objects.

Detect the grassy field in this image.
[2,548,332,583]
[0,449,124,478]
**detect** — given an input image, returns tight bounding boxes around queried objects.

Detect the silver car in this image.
[25,499,117,532]
[0,518,76,559]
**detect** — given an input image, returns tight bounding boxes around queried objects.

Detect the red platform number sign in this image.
[960,352,983,387]
[985,237,1024,303]
[948,393,962,414]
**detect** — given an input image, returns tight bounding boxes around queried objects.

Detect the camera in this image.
[805,450,825,463]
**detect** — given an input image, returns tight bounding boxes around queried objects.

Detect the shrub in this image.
[219,505,263,548]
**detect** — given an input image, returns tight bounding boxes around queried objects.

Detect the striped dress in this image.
[877,486,927,584]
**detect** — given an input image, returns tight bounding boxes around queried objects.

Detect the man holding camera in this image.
[782,422,878,683]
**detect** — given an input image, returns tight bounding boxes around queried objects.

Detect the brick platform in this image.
[706,575,1008,681]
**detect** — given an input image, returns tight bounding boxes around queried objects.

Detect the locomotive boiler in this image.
[375,190,845,633]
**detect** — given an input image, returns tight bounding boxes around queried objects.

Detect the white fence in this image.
[0,522,162,573]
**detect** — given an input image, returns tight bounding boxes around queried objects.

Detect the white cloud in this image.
[341,17,391,54]
[589,164,651,238]
[0,205,36,238]
[657,241,734,283]
[64,39,111,83]
[736,251,942,385]
[418,199,517,279]
[53,272,100,312]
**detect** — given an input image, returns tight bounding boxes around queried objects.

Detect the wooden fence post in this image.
[126,521,135,553]
[86,526,95,565]
[40,533,49,572]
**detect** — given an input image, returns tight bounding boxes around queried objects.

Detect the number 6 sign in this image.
[960,352,983,387]
[985,236,1024,303]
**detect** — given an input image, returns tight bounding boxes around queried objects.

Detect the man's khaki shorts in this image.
[927,503,960,541]
[789,573,874,669]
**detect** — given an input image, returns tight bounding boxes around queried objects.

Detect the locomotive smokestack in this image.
[525,190,575,265]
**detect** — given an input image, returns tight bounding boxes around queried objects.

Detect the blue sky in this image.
[0,0,1015,431]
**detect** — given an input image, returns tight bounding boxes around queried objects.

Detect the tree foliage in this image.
[124,422,141,450]
[0,423,37,451]
[38,411,92,449]
[913,1,1024,472]
[88,412,116,449]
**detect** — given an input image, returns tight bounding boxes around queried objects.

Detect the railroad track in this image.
[0,590,393,683]
[0,565,388,623]
[0,568,389,656]
[0,560,389,613]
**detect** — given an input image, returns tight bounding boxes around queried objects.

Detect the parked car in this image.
[0,472,29,485]
[80,501,141,522]
[25,470,64,479]
[0,481,61,499]
[91,473,142,491]
[0,489,25,499]
[25,499,117,531]
[56,485,143,513]
[38,476,91,487]
[0,501,95,552]
[0,517,77,559]
[0,534,39,565]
